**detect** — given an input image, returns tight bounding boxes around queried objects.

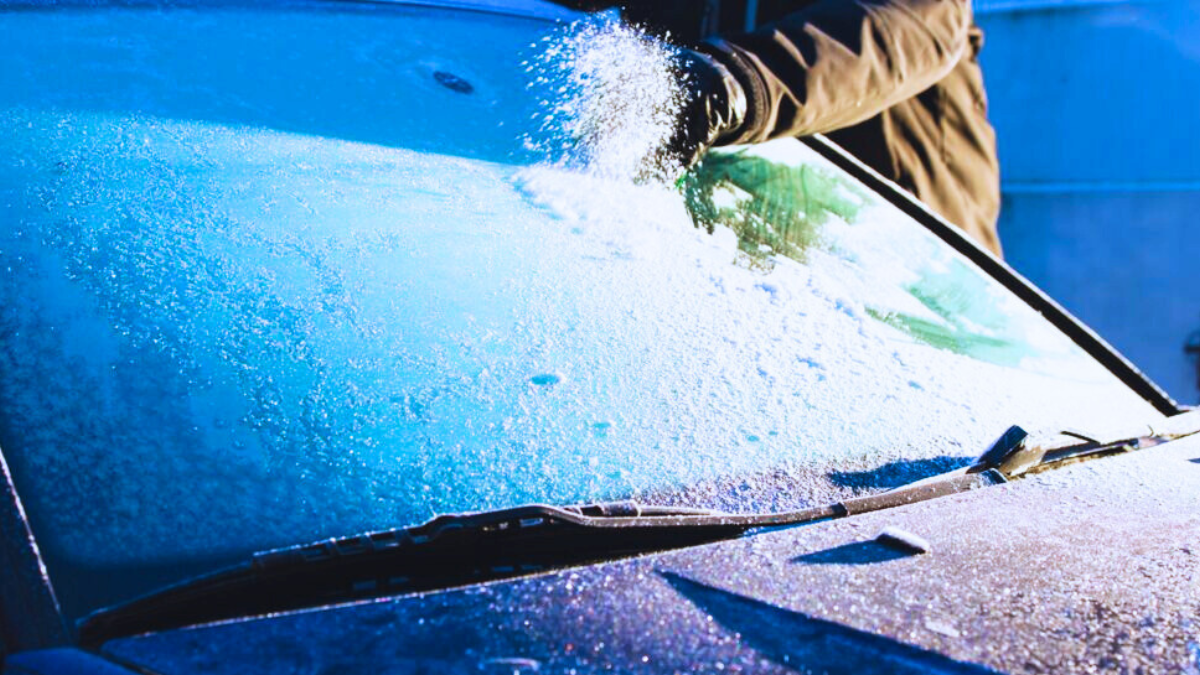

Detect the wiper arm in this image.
[79,472,1002,645]
[968,408,1200,480]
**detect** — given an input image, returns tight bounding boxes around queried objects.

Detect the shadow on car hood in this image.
[96,435,1200,674]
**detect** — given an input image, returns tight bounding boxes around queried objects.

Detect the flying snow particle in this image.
[524,18,686,183]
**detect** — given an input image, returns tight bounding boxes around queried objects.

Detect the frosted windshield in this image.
[0,5,1163,619]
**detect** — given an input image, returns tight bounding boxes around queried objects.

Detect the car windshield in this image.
[0,2,1165,621]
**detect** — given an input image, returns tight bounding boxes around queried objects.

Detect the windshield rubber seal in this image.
[799,134,1182,417]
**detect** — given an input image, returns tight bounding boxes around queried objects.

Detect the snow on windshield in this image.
[0,6,1164,618]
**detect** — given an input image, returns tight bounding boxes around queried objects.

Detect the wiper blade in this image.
[79,473,1002,645]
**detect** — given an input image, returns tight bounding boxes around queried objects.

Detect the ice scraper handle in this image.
[666,46,748,170]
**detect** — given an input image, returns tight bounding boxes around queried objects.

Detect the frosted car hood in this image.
[99,434,1200,674]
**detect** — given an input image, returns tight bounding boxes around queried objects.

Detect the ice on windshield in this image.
[0,6,1164,619]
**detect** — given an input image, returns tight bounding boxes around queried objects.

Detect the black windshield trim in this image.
[800,134,1181,417]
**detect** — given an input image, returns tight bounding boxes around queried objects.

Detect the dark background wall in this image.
[977,0,1200,404]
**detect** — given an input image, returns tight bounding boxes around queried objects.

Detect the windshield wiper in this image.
[80,411,1200,646]
[78,472,1002,645]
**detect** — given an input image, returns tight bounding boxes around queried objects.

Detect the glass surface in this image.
[0,5,1164,618]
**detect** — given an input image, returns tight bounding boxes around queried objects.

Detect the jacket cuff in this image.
[698,38,770,145]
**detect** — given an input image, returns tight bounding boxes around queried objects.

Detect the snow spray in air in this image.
[524,17,686,184]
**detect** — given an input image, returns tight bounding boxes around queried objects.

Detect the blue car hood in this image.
[90,434,1200,674]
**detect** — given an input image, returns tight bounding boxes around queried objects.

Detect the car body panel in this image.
[95,434,1200,674]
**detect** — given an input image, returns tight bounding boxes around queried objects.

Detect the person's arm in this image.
[705,0,973,144]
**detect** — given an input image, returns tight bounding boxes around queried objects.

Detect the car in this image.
[2,1,1199,673]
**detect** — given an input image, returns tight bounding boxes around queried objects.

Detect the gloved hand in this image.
[666,47,749,170]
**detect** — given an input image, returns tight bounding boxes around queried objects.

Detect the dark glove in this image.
[666,47,749,170]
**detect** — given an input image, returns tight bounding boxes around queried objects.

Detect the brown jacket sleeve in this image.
[706,0,974,144]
